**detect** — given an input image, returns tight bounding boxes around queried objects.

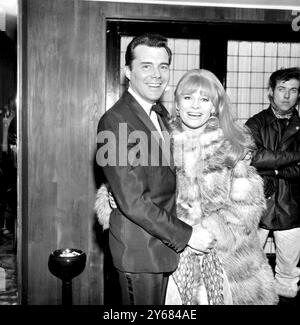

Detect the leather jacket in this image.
[246,106,300,230]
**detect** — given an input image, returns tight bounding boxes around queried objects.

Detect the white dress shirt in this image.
[128,87,164,140]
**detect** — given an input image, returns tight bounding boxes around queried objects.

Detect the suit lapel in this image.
[130,98,158,134]
[157,114,175,172]
[123,91,175,173]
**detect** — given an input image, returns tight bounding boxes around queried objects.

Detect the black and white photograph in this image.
[0,0,299,314]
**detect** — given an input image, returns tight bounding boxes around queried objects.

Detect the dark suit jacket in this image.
[97,91,192,273]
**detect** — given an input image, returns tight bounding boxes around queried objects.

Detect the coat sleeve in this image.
[245,118,300,169]
[202,159,265,250]
[278,163,300,179]
[97,113,192,253]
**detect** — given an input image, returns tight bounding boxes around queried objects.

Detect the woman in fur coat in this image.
[164,69,278,305]
[95,69,278,305]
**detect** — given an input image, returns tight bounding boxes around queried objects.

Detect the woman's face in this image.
[177,87,215,130]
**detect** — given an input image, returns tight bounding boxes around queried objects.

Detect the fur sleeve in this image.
[94,183,112,230]
[203,160,266,245]
[229,160,266,230]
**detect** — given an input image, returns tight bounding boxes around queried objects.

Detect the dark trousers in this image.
[117,270,170,305]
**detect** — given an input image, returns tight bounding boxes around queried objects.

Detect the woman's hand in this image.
[188,223,217,253]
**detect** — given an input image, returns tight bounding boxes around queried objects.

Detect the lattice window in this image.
[227,41,300,123]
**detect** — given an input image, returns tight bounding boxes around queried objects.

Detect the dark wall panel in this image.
[24,0,105,304]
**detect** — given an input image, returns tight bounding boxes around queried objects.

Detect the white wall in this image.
[0,0,17,16]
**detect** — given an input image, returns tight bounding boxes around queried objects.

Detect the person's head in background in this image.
[268,67,300,116]
[124,33,172,104]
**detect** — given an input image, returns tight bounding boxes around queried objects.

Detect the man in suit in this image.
[97,33,215,305]
[246,67,300,299]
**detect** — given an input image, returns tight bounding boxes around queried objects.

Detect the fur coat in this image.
[169,116,278,305]
[95,116,279,305]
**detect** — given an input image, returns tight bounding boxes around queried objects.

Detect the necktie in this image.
[150,103,164,117]
[150,104,165,139]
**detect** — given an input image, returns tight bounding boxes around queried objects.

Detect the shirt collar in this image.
[270,104,298,120]
[128,87,154,116]
[269,97,296,119]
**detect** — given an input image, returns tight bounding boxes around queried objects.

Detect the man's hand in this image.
[187,223,216,253]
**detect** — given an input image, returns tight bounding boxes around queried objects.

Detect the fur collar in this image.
[168,115,255,174]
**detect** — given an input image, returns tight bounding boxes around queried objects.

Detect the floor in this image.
[0,229,299,306]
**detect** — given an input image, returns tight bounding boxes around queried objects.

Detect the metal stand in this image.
[48,248,86,306]
[62,280,72,305]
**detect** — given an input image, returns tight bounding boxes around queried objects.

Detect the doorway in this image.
[0,14,18,305]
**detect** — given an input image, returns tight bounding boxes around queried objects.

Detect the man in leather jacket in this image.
[246,67,300,299]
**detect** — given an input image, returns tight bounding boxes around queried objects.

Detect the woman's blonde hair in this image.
[174,69,252,162]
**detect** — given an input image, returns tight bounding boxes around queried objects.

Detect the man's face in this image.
[125,45,170,104]
[270,78,300,113]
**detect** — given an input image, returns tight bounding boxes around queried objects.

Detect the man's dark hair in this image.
[268,67,300,91]
[125,33,172,68]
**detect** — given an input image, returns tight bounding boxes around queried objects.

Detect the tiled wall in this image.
[226,41,300,123]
